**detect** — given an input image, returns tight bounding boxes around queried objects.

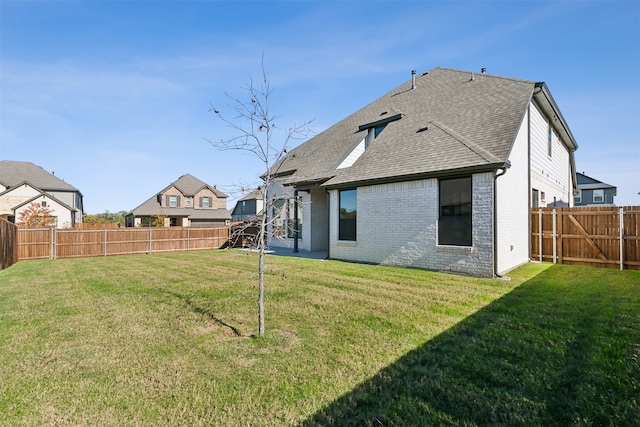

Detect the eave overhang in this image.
[321,162,509,190]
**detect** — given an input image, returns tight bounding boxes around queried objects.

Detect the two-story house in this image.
[0,160,84,228]
[574,172,617,206]
[125,174,230,227]
[265,67,578,278]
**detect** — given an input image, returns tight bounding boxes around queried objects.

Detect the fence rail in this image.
[531,206,640,271]
[17,226,229,260]
[0,219,19,269]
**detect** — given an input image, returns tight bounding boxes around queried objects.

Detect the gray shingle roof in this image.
[273,67,570,188]
[576,172,616,190]
[0,160,80,193]
[164,173,227,198]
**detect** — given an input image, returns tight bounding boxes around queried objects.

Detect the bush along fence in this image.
[531,206,640,271]
[17,226,230,260]
[0,218,19,269]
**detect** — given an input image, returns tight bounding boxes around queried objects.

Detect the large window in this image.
[271,198,302,239]
[439,177,472,246]
[339,189,357,241]
[272,199,286,237]
[168,195,180,207]
[286,198,302,239]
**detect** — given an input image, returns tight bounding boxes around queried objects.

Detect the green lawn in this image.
[0,250,638,426]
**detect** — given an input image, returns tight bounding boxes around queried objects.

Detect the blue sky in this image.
[1,0,639,213]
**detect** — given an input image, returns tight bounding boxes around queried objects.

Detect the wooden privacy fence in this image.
[0,218,19,269]
[18,226,230,260]
[531,206,640,271]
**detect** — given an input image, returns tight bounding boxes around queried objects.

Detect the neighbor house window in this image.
[185,197,192,206]
[339,189,357,241]
[574,190,582,204]
[593,189,604,203]
[199,196,211,208]
[439,177,472,246]
[532,189,539,208]
[41,201,47,207]
[168,195,180,207]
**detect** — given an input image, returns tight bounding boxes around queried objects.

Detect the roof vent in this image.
[411,70,416,89]
[470,72,475,81]
[481,67,486,74]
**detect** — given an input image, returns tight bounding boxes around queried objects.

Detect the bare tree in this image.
[207,58,312,337]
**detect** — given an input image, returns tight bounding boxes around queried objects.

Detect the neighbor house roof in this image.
[0,160,81,193]
[576,172,617,193]
[162,173,228,198]
[272,67,578,189]
[238,189,263,202]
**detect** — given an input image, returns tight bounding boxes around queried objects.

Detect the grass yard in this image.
[0,250,638,426]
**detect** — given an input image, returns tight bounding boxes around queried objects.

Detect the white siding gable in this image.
[530,101,573,207]
[0,184,42,216]
[337,138,365,169]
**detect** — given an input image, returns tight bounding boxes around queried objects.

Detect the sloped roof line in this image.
[13,191,76,213]
[161,173,227,198]
[0,181,41,197]
[428,120,503,164]
[0,160,81,193]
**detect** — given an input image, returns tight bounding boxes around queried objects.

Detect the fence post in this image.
[51,227,56,259]
[552,208,557,264]
[538,208,543,262]
[619,207,624,271]
[149,227,152,254]
[104,228,108,257]
[187,227,190,251]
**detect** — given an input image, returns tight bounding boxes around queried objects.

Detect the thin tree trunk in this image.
[257,203,267,337]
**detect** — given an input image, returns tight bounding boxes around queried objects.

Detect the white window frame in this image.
[574,190,582,204]
[593,189,604,203]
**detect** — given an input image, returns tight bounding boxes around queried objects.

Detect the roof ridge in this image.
[431,66,536,85]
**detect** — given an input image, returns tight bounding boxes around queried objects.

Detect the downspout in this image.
[527,104,532,260]
[293,189,299,253]
[494,163,510,279]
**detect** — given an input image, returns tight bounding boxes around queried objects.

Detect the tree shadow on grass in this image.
[301,265,640,426]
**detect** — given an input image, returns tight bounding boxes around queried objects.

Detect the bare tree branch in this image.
[206,55,313,337]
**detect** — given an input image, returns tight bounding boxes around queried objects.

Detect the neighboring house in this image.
[0,160,84,228]
[266,67,578,278]
[230,189,264,222]
[574,172,616,206]
[125,174,230,227]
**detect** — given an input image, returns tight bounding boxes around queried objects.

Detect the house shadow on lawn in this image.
[301,265,639,426]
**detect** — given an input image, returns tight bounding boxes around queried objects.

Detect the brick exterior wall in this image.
[329,173,495,277]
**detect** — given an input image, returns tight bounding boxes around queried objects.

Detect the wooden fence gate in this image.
[531,206,640,271]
